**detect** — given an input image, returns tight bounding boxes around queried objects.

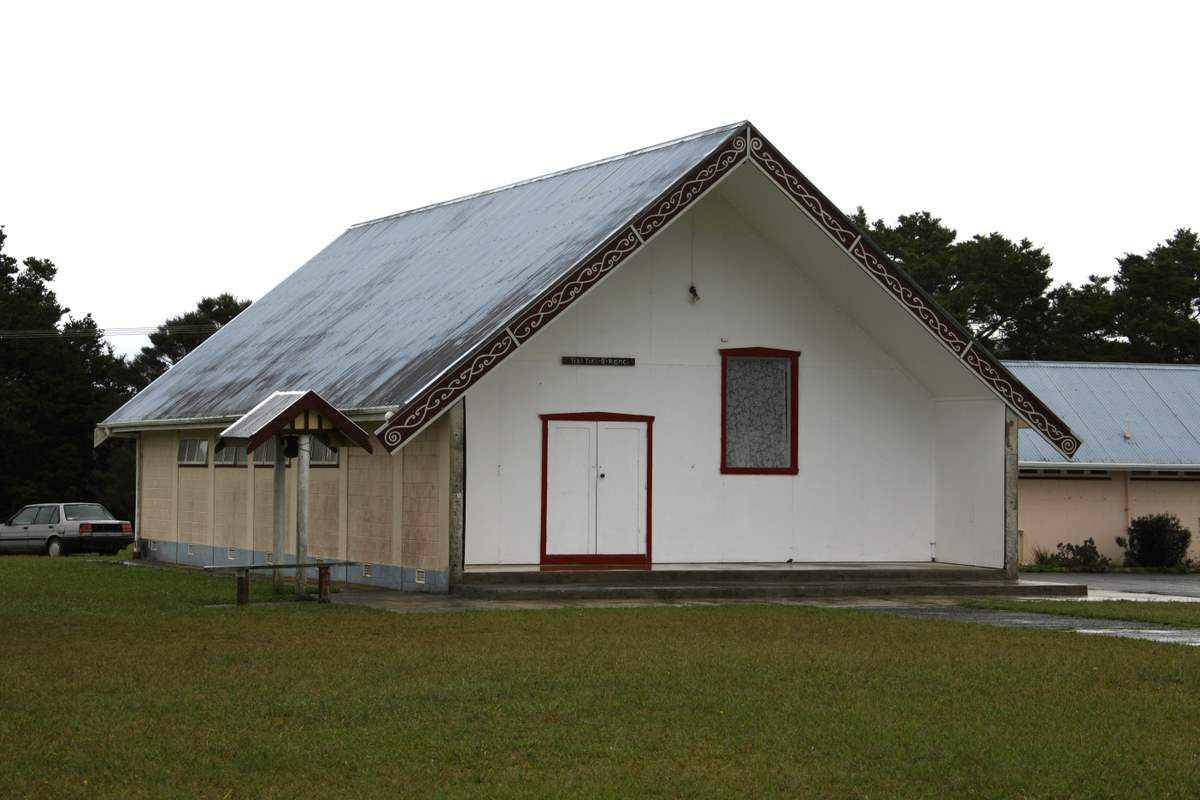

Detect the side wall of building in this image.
[933,399,1006,568]
[135,419,451,592]
[1018,472,1200,563]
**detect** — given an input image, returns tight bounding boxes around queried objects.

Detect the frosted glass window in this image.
[310,439,339,466]
[721,350,798,473]
[176,438,209,465]
[213,445,248,466]
[255,438,279,465]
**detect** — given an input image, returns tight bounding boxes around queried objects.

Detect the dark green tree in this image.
[1112,229,1200,362]
[131,293,250,388]
[0,227,135,520]
[853,209,1053,357]
[851,209,957,297]
[1038,276,1125,361]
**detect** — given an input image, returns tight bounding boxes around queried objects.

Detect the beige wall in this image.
[402,417,450,572]
[139,431,175,541]
[252,466,282,554]
[1018,472,1200,563]
[212,468,248,551]
[138,423,452,579]
[346,443,395,564]
[177,466,210,547]
[309,468,340,559]
[1129,479,1200,561]
[1018,476,1127,562]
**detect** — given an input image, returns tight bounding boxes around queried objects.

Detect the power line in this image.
[0,323,223,340]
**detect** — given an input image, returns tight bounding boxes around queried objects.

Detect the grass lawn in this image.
[2,556,1199,799]
[962,598,1200,628]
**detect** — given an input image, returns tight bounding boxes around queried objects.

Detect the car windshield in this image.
[63,503,114,521]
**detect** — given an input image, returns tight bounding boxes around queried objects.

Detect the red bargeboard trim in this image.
[720,347,800,475]
[540,412,654,568]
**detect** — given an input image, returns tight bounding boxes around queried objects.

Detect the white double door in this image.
[546,419,647,558]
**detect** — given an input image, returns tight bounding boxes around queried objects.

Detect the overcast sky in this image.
[3,1,1197,356]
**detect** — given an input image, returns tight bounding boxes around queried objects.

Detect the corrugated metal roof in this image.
[218,391,306,440]
[1006,361,1200,466]
[104,123,744,426]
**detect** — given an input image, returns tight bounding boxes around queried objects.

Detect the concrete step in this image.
[460,567,1002,586]
[452,580,1087,601]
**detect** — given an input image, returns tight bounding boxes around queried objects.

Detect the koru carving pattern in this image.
[634,134,747,238]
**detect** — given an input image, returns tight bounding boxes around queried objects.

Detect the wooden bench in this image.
[203,561,360,605]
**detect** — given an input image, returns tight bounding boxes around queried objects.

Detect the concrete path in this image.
[1019,572,1200,600]
[332,585,1200,646]
[856,601,1200,646]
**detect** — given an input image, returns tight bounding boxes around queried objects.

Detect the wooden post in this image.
[296,433,311,598]
[448,400,465,586]
[318,565,331,604]
[272,435,286,593]
[237,570,250,606]
[1004,408,1020,579]
[133,432,142,558]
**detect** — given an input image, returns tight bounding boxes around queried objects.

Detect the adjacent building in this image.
[1010,360,1200,564]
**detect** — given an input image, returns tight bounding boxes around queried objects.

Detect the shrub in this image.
[1031,545,1062,567]
[1054,538,1110,571]
[1116,514,1193,568]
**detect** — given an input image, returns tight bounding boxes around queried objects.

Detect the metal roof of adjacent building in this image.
[1005,361,1200,467]
[103,122,745,426]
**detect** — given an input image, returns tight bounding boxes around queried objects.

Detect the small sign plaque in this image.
[561,356,635,367]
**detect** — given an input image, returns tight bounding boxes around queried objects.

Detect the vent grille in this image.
[266,551,273,564]
[186,544,194,556]
[227,547,237,561]
[149,540,158,552]
[415,568,426,585]
[362,563,373,578]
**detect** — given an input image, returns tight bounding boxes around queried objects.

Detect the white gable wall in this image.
[464,189,1000,566]
[933,400,1006,567]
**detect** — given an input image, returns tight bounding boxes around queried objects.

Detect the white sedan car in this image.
[0,503,133,556]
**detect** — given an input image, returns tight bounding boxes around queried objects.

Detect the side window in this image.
[253,438,284,466]
[177,438,210,466]
[310,439,339,466]
[33,506,55,524]
[47,507,60,524]
[11,507,38,525]
[213,445,249,466]
[720,347,800,475]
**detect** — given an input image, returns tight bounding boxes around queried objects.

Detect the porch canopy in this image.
[218,390,372,598]
[217,390,372,455]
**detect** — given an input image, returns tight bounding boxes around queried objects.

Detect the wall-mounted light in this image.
[689,285,700,303]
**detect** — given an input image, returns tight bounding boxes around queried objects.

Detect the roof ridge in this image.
[349,121,747,230]
[1004,360,1200,370]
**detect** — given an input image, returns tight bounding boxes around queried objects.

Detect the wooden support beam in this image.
[296,433,311,598]
[448,400,465,586]
[318,566,331,604]
[1004,408,1019,578]
[272,435,286,593]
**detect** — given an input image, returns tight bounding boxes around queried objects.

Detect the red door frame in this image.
[540,412,654,568]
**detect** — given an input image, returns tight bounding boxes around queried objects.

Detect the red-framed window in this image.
[720,347,800,475]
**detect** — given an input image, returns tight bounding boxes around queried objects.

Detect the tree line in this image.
[2,215,1199,519]
[1,226,249,520]
[853,210,1200,362]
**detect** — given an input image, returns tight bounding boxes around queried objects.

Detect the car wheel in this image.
[45,538,63,557]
